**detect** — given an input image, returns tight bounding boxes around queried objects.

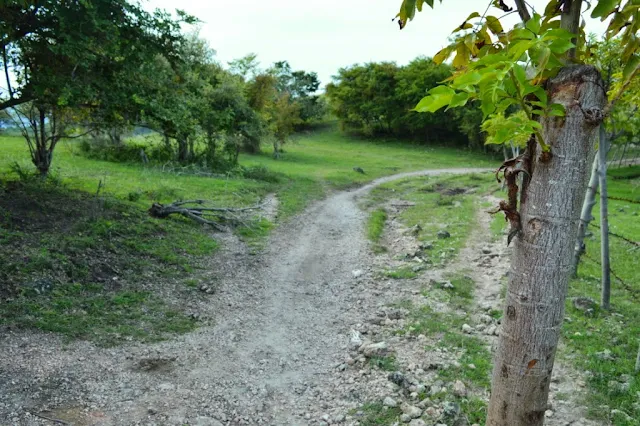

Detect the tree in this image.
[0,0,194,176]
[325,58,481,144]
[268,60,324,126]
[394,1,639,424]
[270,92,302,157]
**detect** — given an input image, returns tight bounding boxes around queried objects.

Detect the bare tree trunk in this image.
[571,155,599,276]
[598,125,611,310]
[487,65,606,426]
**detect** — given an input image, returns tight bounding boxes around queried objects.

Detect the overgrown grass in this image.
[563,173,640,425]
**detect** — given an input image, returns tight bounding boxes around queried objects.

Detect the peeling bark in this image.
[487,65,606,426]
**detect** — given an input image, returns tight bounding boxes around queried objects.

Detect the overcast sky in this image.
[147,0,609,87]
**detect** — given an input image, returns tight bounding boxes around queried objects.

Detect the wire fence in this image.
[582,251,640,300]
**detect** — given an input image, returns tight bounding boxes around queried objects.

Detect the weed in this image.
[383,267,417,280]
[369,355,398,372]
[353,403,402,426]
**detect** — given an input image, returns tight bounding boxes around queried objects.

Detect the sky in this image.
[146,0,610,87]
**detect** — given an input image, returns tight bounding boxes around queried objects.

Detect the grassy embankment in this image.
[0,128,493,345]
[360,165,639,425]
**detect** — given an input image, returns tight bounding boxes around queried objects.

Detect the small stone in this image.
[401,403,422,418]
[462,324,473,334]
[595,349,615,360]
[424,407,437,417]
[361,341,388,357]
[443,401,460,417]
[480,314,493,324]
[383,397,398,408]
[572,296,596,312]
[437,230,451,239]
[193,417,223,426]
[388,371,408,388]
[441,281,454,289]
[453,380,467,397]
[429,385,442,395]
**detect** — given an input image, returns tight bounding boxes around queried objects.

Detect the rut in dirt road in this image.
[0,168,487,426]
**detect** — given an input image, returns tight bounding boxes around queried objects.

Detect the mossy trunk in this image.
[487,65,606,426]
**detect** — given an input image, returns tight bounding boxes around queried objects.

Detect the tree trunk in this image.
[487,65,606,426]
[571,155,599,277]
[177,135,189,162]
[598,125,611,310]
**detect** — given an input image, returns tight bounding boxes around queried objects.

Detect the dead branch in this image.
[148,200,265,231]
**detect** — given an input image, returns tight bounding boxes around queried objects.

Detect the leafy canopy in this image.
[394,0,640,150]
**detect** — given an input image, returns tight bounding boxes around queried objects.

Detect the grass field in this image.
[0,128,495,344]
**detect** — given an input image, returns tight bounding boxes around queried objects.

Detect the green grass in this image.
[369,354,398,372]
[367,208,388,252]
[0,180,212,345]
[383,266,418,280]
[367,172,495,266]
[608,164,640,180]
[352,403,402,426]
[0,128,495,344]
[562,173,640,425]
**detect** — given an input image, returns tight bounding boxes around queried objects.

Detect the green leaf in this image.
[465,11,481,21]
[513,64,527,86]
[549,38,575,54]
[486,16,504,34]
[623,53,640,82]
[591,0,620,19]
[525,13,542,35]
[413,86,455,112]
[547,103,566,117]
[510,28,536,40]
[447,92,470,109]
[433,46,454,64]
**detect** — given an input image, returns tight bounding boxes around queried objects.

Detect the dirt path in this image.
[0,168,486,426]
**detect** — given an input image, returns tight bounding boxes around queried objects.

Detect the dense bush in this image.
[325,57,483,148]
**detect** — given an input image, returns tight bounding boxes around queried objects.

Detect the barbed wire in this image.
[591,222,640,248]
[582,252,640,300]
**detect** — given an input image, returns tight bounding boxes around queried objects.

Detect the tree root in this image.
[148,199,265,231]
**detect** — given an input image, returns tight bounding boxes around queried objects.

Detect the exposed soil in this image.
[0,169,597,426]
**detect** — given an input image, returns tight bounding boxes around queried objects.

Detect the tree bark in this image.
[571,155,599,276]
[487,65,606,426]
[598,125,611,309]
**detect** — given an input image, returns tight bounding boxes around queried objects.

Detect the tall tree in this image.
[394,1,639,424]
[0,0,194,175]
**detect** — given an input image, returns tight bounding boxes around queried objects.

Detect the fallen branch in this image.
[148,200,265,231]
